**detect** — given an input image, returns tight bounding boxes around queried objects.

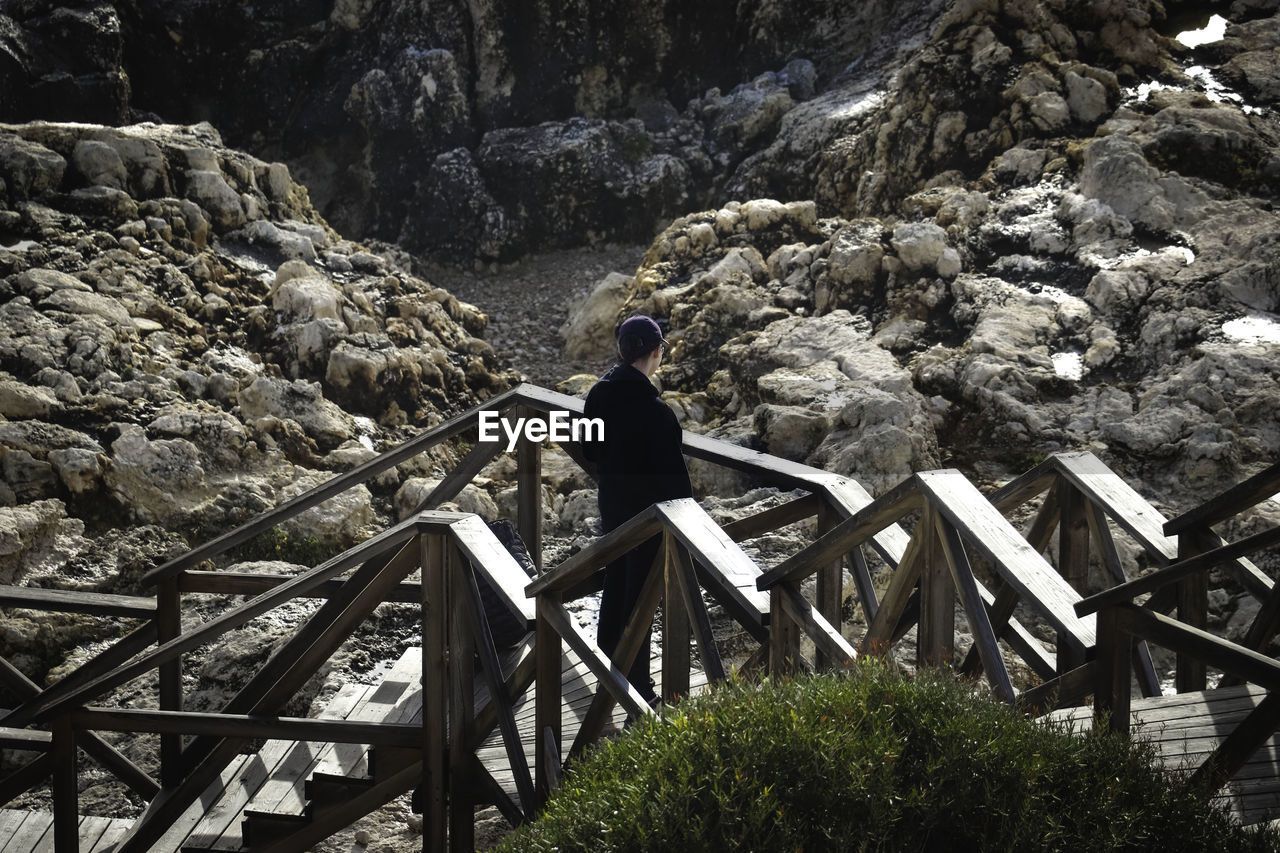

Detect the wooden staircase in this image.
[166,650,423,853]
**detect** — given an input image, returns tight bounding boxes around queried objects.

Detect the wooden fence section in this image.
[3,380,1279,848]
[0,384,884,851]
[995,451,1273,695]
[758,468,1099,705]
[1068,460,1280,822]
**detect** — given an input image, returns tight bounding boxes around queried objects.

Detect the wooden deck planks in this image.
[0,809,134,853]
[1045,684,1280,824]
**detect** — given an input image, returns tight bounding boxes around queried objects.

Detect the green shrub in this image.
[234,526,330,566]
[496,663,1280,852]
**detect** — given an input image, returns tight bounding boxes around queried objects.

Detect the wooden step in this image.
[238,810,309,850]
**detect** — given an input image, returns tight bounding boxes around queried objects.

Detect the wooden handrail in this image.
[1165,460,1280,536]
[177,570,424,602]
[69,707,423,746]
[758,473,923,589]
[525,505,663,597]
[1108,603,1280,691]
[1075,524,1280,617]
[11,517,433,725]
[0,586,156,618]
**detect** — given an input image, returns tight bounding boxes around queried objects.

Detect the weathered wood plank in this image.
[815,478,912,569]
[1164,460,1280,536]
[143,754,253,853]
[1190,691,1280,792]
[975,581,1057,681]
[721,493,820,543]
[568,556,665,759]
[777,582,857,668]
[758,474,922,590]
[656,499,770,640]
[459,557,535,818]
[540,600,651,722]
[1076,525,1280,617]
[1052,452,1178,563]
[988,461,1056,513]
[89,817,132,852]
[917,470,1095,651]
[0,585,155,618]
[526,505,662,597]
[0,726,50,750]
[1114,604,1280,691]
[0,809,30,845]
[67,708,418,747]
[3,809,50,853]
[1018,662,1096,715]
[449,513,537,624]
[516,405,544,572]
[225,681,371,847]
[1083,502,1161,698]
[934,516,1014,703]
[15,523,429,727]
[861,531,924,654]
[671,541,727,685]
[177,571,424,602]
[917,504,953,668]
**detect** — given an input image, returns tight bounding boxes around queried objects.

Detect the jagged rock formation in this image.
[563,0,1280,509]
[0,0,947,262]
[0,120,514,571]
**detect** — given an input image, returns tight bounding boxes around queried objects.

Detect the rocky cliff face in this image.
[0,120,513,588]
[563,0,1280,511]
[1,0,946,262]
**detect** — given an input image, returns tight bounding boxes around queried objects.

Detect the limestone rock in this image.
[0,499,88,585]
[560,273,633,361]
[183,169,246,232]
[277,471,373,549]
[238,377,355,452]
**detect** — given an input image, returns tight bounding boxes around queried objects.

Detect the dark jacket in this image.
[582,364,692,529]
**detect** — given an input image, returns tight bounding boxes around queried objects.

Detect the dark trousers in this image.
[596,532,660,701]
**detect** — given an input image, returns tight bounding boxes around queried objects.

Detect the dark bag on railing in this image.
[478,519,538,647]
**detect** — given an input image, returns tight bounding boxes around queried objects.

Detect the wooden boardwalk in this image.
[0,810,132,852]
[0,640,703,853]
[1046,684,1280,824]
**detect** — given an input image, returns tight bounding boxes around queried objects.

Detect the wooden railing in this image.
[0,384,905,851]
[6,378,1269,849]
[523,497,856,799]
[1074,460,1280,797]
[1,512,542,852]
[759,468,1106,706]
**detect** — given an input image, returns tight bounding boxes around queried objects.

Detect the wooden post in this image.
[421,533,449,853]
[1094,606,1131,736]
[51,715,77,853]
[815,502,843,670]
[534,591,563,806]
[1176,531,1209,693]
[448,547,475,853]
[769,589,800,677]
[1057,480,1091,593]
[156,575,182,787]
[662,531,690,703]
[516,406,543,572]
[917,505,954,668]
